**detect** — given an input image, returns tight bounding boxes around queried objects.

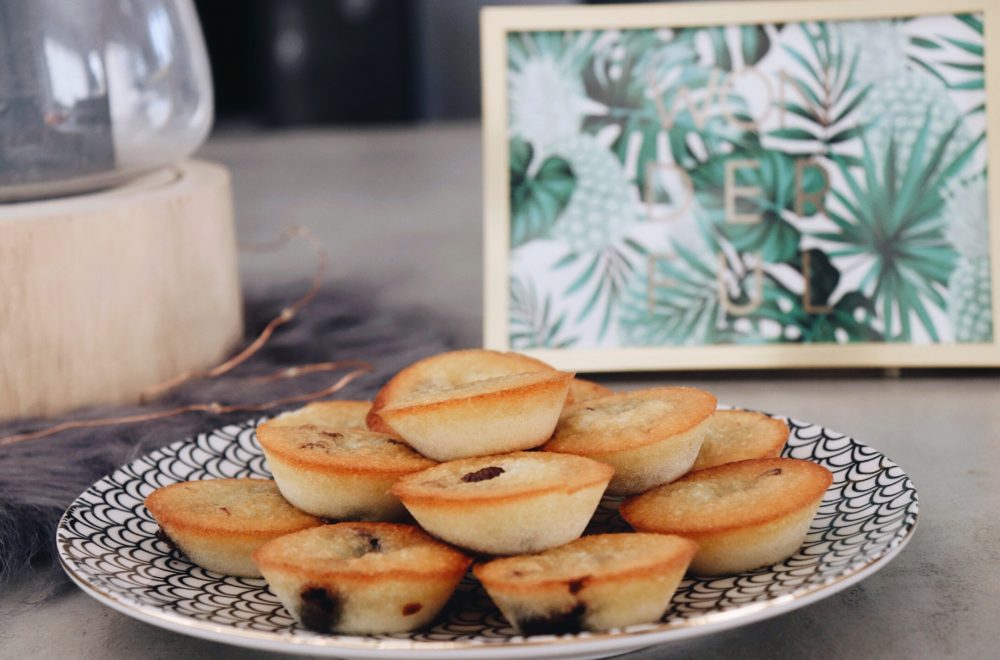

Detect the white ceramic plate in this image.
[57,415,918,659]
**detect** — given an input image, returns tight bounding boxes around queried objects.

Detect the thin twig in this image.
[141,226,329,400]
[0,362,372,447]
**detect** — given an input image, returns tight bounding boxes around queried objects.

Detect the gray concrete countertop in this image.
[2,123,997,659]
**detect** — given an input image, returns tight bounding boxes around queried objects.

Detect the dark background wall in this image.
[195,0,582,127]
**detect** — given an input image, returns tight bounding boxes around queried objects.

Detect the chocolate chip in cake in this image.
[568,578,587,594]
[351,529,382,555]
[461,466,505,483]
[402,602,422,616]
[298,441,327,450]
[299,586,342,633]
[517,602,586,635]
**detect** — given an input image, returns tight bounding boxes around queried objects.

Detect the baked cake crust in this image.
[144,478,321,537]
[545,387,716,494]
[256,424,435,475]
[253,522,471,581]
[376,370,574,461]
[255,425,435,521]
[367,349,555,433]
[621,458,833,574]
[546,387,717,455]
[691,410,789,472]
[566,378,613,404]
[474,533,697,632]
[144,478,323,577]
[391,451,614,506]
[266,400,371,431]
[392,452,613,555]
[621,457,832,534]
[474,533,697,588]
[379,370,571,412]
[254,523,471,634]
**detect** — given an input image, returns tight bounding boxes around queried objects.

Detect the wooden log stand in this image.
[0,160,243,421]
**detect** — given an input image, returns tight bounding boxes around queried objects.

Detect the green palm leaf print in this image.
[557,237,649,340]
[769,22,871,160]
[697,25,772,71]
[509,138,575,249]
[754,251,885,343]
[581,30,754,186]
[817,114,981,341]
[509,277,579,349]
[909,14,984,109]
[618,223,764,346]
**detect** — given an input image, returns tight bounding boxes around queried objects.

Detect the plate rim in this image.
[56,416,920,658]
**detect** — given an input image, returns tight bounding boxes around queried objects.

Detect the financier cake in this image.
[691,409,789,471]
[144,478,322,577]
[474,533,698,634]
[376,370,574,461]
[567,378,613,404]
[254,523,471,634]
[621,457,833,575]
[265,400,371,430]
[545,387,717,495]
[366,349,556,433]
[560,379,614,423]
[391,452,614,555]
[255,423,435,520]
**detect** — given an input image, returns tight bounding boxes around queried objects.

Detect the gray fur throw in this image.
[0,284,452,594]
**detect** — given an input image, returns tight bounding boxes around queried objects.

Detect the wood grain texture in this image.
[0,160,243,420]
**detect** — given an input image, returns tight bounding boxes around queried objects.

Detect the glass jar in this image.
[0,0,212,201]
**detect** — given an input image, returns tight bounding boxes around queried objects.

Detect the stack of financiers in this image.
[144,349,832,635]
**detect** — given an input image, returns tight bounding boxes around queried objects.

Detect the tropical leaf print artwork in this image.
[556,236,649,341]
[944,175,993,341]
[619,220,763,346]
[509,138,575,249]
[817,116,980,341]
[507,31,602,150]
[756,250,886,344]
[688,148,816,263]
[697,25,772,72]
[768,22,872,161]
[580,29,755,186]
[909,14,985,105]
[506,13,991,349]
[509,277,579,349]
[546,135,639,254]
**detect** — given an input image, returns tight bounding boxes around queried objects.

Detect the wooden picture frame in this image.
[481,0,1000,370]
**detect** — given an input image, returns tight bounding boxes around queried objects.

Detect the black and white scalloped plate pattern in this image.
[57,415,918,659]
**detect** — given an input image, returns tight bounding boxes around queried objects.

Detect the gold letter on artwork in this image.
[721,67,773,131]
[651,66,770,133]
[794,158,830,217]
[647,253,678,317]
[716,253,763,316]
[724,159,762,224]
[801,249,833,313]
[645,161,694,223]
[652,69,723,131]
